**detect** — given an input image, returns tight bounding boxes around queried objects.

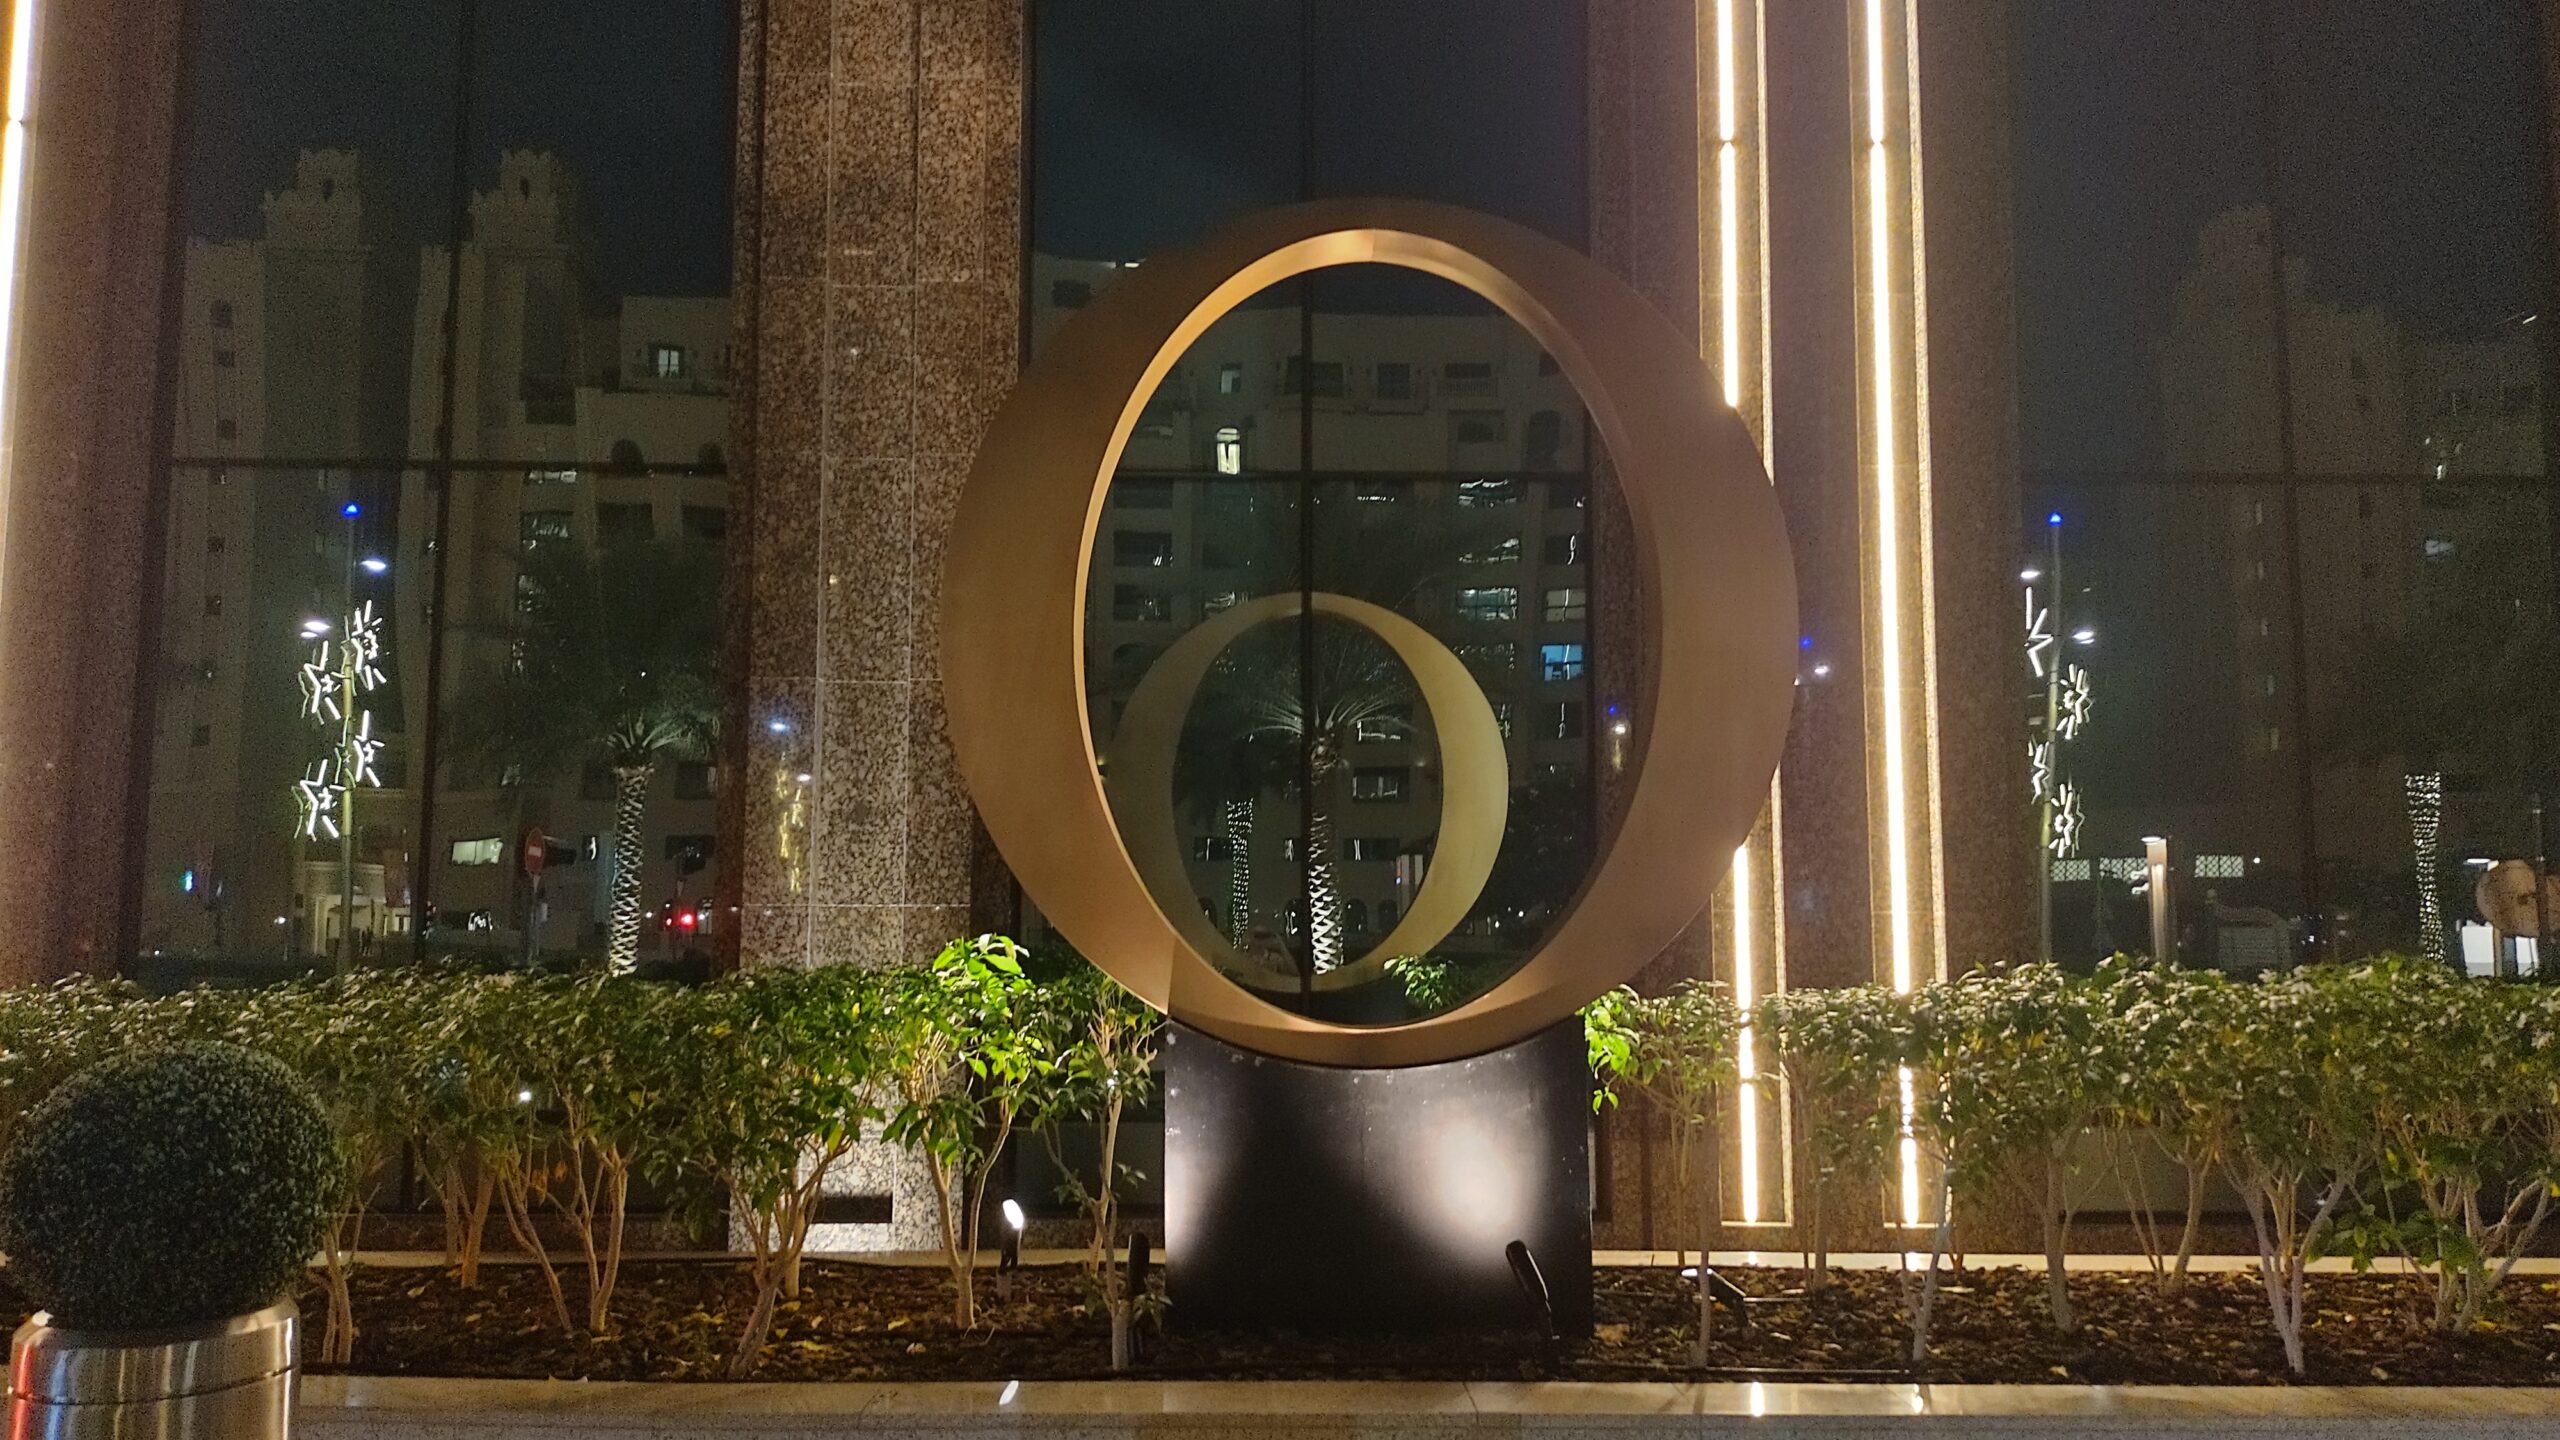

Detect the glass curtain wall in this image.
[2011,0,2557,974]
[136,0,736,982]
[1024,0,1592,1212]
[1035,0,1592,1024]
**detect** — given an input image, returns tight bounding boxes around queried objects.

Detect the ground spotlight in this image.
[1505,1239,1558,1342]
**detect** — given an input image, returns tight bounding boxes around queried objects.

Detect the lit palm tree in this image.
[460,537,722,971]
[1235,624,1415,972]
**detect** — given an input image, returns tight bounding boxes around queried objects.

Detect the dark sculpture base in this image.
[1162,1019,1594,1337]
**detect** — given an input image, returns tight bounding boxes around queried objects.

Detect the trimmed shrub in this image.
[0,1042,342,1330]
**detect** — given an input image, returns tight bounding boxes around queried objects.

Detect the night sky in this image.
[179,1,2548,468]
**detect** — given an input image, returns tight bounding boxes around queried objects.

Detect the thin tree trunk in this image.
[1691,1114,1724,1365]
[607,764,652,973]
[498,1175,574,1334]
[2168,1158,2206,1295]
[458,1163,495,1289]
[1909,1172,1955,1367]
[2042,1150,2077,1332]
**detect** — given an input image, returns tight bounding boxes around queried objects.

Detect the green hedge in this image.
[4,952,2547,1376]
[0,939,1160,1373]
[1588,957,2560,1373]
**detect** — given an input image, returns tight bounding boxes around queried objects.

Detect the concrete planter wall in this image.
[8,1300,297,1439]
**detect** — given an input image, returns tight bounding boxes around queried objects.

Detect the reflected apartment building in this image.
[1046,258,1604,976]
[144,150,730,963]
[2147,204,2547,943]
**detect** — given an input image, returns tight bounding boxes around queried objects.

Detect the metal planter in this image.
[7,1300,296,1439]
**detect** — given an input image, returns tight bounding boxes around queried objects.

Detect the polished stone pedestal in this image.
[1161,1019,1594,1337]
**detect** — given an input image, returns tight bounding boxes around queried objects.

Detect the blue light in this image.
[179,868,197,895]
[1800,635,1814,651]
[341,502,362,518]
[2046,511,2063,527]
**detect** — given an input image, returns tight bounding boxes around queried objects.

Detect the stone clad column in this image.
[731,0,1020,976]
[725,0,1022,1250]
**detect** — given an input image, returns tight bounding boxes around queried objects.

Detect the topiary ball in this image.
[0,1042,342,1330]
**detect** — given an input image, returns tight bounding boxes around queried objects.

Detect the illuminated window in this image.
[1543,586,1588,622]
[649,343,690,379]
[1351,767,1409,803]
[1191,836,1234,862]
[1213,426,1244,475]
[1455,586,1518,622]
[1218,362,1244,394]
[1457,478,1518,507]
[1354,706,1410,743]
[448,836,506,866]
[1543,533,1581,566]
[1346,837,1398,862]
[1113,530,1174,567]
[1456,641,1517,671]
[1540,642,1585,682]
[520,511,571,549]
[1459,535,1521,566]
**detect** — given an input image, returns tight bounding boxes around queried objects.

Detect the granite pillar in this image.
[0,0,187,983]
[726,0,1023,1249]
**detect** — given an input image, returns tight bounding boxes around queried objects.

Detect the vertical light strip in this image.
[0,0,39,544]
[1864,0,1924,1229]
[1715,0,1742,410]
[1730,840,1760,1223]
[1709,0,1780,1228]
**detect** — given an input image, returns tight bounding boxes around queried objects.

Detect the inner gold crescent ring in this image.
[940,198,1798,1068]
[1106,590,1512,993]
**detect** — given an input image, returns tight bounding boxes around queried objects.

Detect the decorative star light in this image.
[2023,588,2054,680]
[298,642,343,722]
[342,601,387,693]
[344,709,384,788]
[2029,738,2054,801]
[2057,664,2094,739]
[295,758,345,841]
[2049,781,2084,859]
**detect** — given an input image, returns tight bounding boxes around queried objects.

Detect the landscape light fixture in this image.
[998,1197,1025,1302]
[1504,1239,1559,1342]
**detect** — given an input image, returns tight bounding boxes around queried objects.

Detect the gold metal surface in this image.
[1106,590,1510,995]
[940,199,1796,1067]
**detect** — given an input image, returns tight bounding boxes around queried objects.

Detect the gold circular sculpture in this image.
[941,199,1797,1067]
[1107,590,1511,994]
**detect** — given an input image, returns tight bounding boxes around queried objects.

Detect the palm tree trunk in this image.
[607,764,652,972]
[1306,801,1343,971]
[1224,798,1254,947]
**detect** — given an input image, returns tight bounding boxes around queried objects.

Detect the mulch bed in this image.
[74,1261,2555,1385]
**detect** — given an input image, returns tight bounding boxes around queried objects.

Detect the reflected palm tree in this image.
[1235,622,1415,972]
[455,538,722,971]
